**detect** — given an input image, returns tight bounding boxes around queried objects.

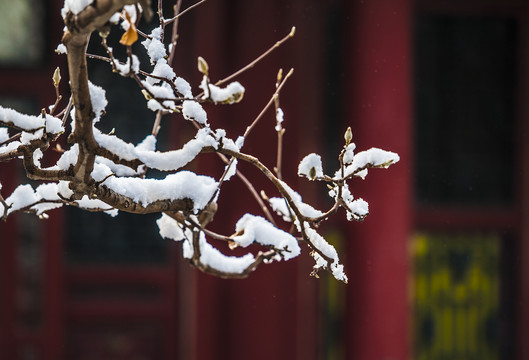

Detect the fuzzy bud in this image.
[344,126,352,145]
[197,56,209,76]
[52,67,61,87]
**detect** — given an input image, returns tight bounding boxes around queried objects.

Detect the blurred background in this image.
[0,0,528,359]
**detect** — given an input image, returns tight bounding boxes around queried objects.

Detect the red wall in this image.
[344,0,412,359]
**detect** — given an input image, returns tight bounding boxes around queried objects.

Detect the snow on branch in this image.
[0,0,399,282]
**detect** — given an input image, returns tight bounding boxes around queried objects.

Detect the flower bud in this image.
[53,67,61,87]
[197,56,209,76]
[344,126,352,145]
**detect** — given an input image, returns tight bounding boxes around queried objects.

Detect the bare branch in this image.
[215,27,296,87]
[164,0,206,25]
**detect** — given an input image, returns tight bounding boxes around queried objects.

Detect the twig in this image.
[215,27,295,87]
[164,0,207,24]
[49,84,63,116]
[273,69,284,179]
[0,193,10,221]
[167,0,183,65]
[243,68,293,139]
[60,96,74,126]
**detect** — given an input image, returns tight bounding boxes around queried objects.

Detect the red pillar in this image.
[187,1,327,359]
[0,163,17,359]
[344,0,412,359]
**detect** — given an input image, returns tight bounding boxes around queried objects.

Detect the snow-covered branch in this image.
[0,0,399,282]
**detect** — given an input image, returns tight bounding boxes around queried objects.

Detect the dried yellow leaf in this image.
[119,11,138,46]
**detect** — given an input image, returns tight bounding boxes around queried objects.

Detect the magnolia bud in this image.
[141,89,152,100]
[197,56,209,76]
[52,67,61,87]
[344,126,352,145]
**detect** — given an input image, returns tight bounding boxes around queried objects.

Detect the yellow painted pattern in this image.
[413,233,499,360]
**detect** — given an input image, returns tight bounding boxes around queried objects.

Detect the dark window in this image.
[414,15,516,206]
[65,29,169,265]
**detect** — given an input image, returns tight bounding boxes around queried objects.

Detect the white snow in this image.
[20,129,44,144]
[200,76,210,99]
[56,43,67,54]
[348,198,369,220]
[120,4,140,31]
[3,182,65,216]
[275,108,284,131]
[174,77,193,98]
[57,181,74,199]
[136,128,217,171]
[202,81,245,104]
[46,115,63,134]
[136,134,156,152]
[147,59,175,84]
[99,171,218,213]
[33,149,43,168]
[305,226,347,283]
[157,213,185,241]
[182,101,208,125]
[223,159,238,181]
[89,81,108,123]
[338,147,400,179]
[93,128,136,161]
[93,127,219,172]
[56,144,79,170]
[96,156,139,177]
[109,12,121,24]
[114,55,140,76]
[235,136,245,150]
[0,141,21,156]
[271,180,324,222]
[298,153,324,180]
[90,162,113,181]
[213,129,239,153]
[141,81,176,105]
[328,182,369,221]
[35,183,61,201]
[142,27,167,64]
[198,231,256,274]
[5,184,39,213]
[232,214,300,260]
[343,143,356,164]
[0,106,63,135]
[0,128,9,143]
[62,0,93,17]
[75,195,118,217]
[182,231,194,259]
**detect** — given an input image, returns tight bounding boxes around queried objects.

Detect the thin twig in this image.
[164,0,207,24]
[273,70,284,179]
[0,192,10,221]
[207,68,294,218]
[49,86,63,116]
[215,147,334,265]
[167,0,183,65]
[215,27,295,87]
[0,132,21,147]
[243,68,293,139]
[60,96,74,126]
